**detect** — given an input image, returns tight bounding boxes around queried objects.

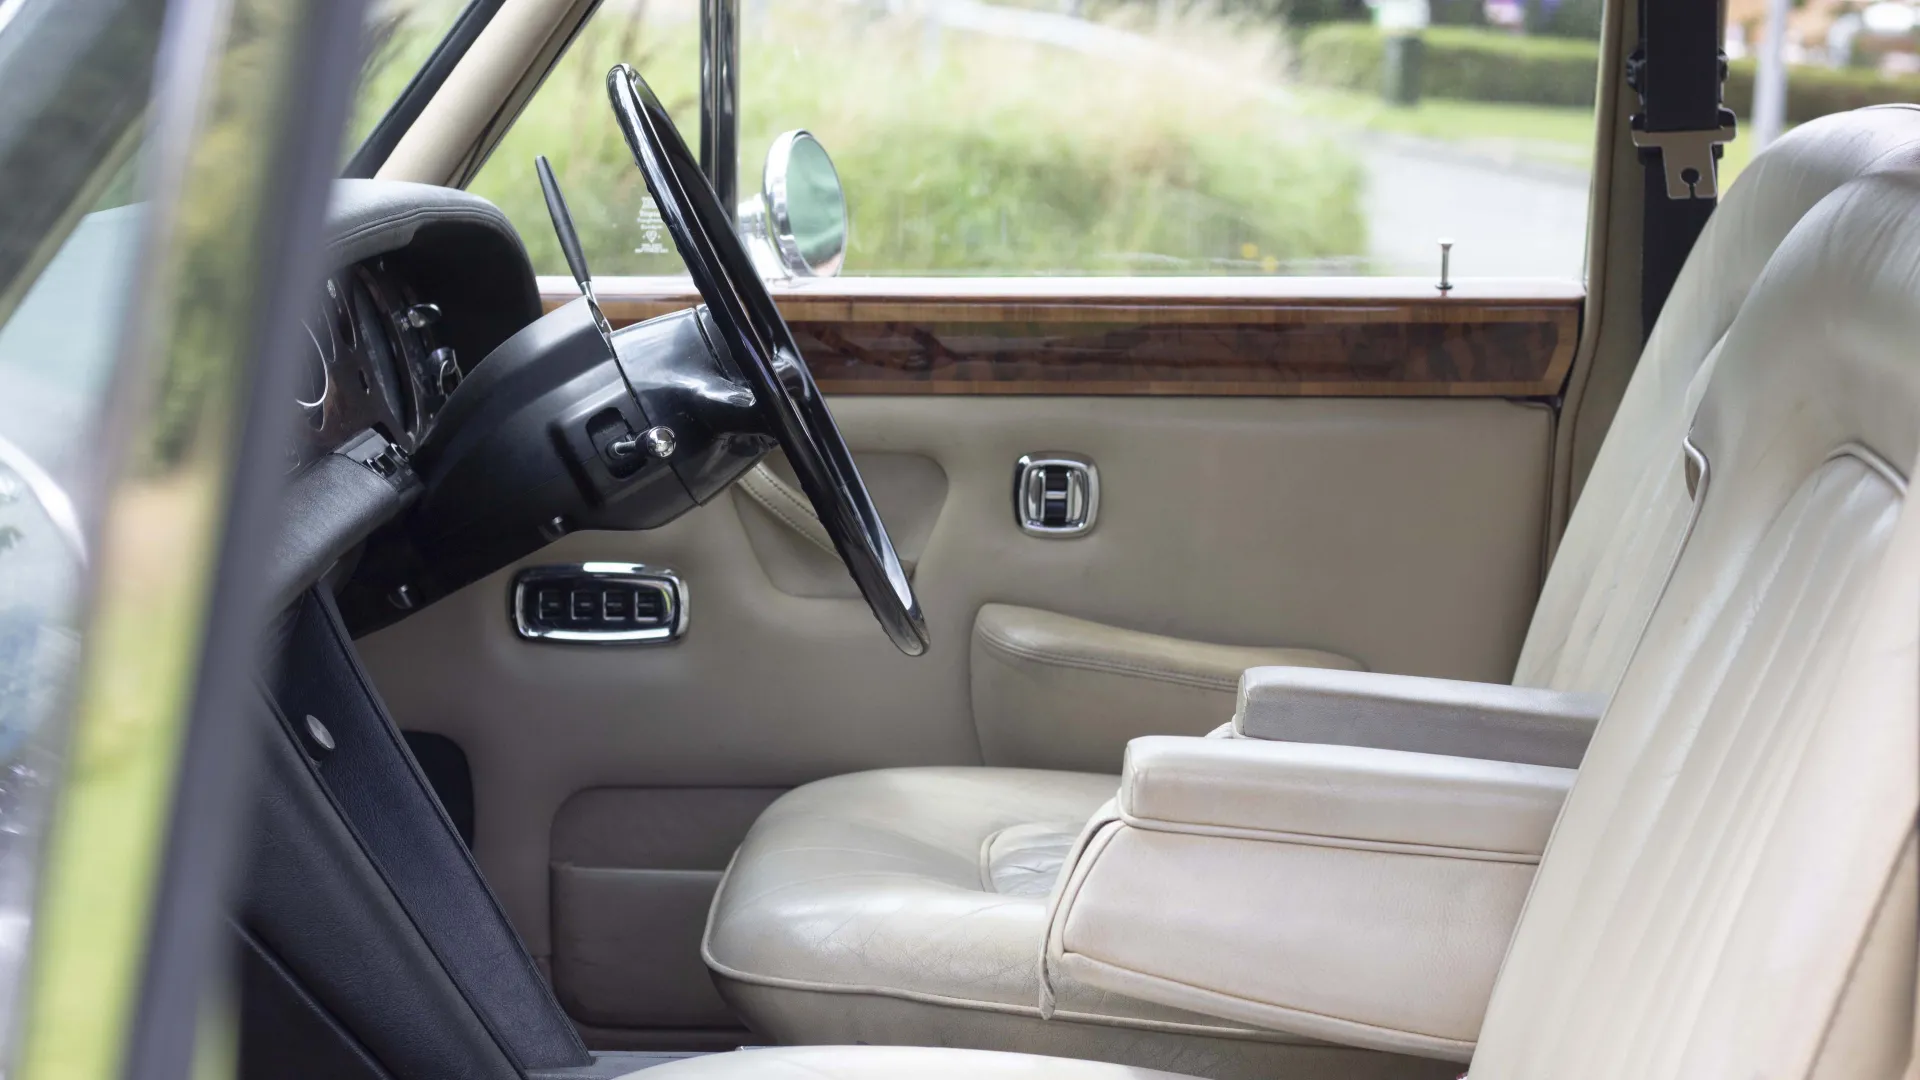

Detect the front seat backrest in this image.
[1473,169,1920,1079]
[1515,104,1920,694]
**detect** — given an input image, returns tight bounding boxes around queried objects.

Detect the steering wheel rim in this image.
[606,63,929,657]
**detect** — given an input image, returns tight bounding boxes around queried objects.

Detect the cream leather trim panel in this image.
[361,395,1553,972]
[377,0,591,185]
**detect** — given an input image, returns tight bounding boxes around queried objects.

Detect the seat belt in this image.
[1627,0,1735,341]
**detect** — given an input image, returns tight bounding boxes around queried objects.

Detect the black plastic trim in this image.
[236,923,395,1080]
[239,688,521,1080]
[273,588,591,1070]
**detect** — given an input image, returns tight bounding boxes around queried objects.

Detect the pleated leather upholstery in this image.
[1514,104,1920,694]
[1473,169,1920,1080]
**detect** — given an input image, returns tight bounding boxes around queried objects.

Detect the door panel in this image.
[358,278,1567,1040]
[550,787,783,1043]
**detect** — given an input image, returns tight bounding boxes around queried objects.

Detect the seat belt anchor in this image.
[1631,108,1738,200]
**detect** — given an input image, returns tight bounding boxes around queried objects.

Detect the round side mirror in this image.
[737,130,847,279]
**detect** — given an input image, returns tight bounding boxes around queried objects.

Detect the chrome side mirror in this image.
[737,130,847,279]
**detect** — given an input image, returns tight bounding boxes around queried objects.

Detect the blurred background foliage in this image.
[461,0,1365,275]
[346,0,1914,278]
[356,0,1370,276]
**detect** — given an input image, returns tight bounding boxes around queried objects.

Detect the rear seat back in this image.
[1473,167,1920,1080]
[1515,104,1920,695]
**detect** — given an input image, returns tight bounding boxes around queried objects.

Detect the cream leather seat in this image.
[644,135,1920,1080]
[699,106,1920,1080]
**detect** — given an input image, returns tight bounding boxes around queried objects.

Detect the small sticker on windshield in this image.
[635,197,669,255]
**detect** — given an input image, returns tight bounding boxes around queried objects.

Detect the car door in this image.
[351,0,1600,1050]
[0,0,362,1076]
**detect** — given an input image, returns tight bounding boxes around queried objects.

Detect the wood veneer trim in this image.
[540,277,1581,398]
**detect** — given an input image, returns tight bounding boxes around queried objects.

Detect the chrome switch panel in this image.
[512,563,687,644]
[1014,453,1098,538]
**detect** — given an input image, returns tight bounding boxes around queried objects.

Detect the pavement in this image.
[1356,132,1593,278]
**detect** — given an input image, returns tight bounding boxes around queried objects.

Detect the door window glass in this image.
[468,0,1604,278]
[0,0,164,1054]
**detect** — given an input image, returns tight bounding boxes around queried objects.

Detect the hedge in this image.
[1296,23,1920,123]
[1724,61,1920,123]
[1297,24,1601,107]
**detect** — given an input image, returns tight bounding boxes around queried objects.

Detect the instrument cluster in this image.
[290,256,462,472]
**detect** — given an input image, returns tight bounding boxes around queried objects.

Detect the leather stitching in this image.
[1052,951,1478,1060]
[976,829,1001,893]
[698,947,1310,1044]
[1113,809,1546,863]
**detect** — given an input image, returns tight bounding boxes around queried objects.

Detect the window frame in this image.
[344,0,508,179]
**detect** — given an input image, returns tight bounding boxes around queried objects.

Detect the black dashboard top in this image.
[291,180,542,472]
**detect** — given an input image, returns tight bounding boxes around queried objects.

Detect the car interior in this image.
[47,0,1905,1078]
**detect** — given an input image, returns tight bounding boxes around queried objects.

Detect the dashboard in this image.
[291,179,545,476]
[261,180,545,615]
[290,258,456,474]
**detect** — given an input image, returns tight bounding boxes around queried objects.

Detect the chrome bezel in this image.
[1014,453,1099,538]
[511,562,689,644]
[763,129,846,278]
[296,318,332,410]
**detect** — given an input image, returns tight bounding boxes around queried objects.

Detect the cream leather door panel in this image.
[360,393,1554,1015]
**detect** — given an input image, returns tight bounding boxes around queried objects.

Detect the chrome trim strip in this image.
[699,0,740,220]
[512,562,689,644]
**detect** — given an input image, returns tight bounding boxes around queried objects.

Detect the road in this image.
[1357,134,1592,278]
[896,0,1596,278]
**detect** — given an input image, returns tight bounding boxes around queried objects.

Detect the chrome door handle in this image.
[1014,453,1098,538]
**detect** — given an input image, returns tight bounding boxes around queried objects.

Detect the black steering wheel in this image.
[606,64,929,657]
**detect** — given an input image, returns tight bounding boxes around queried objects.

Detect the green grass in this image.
[470,0,1366,276]
[1298,84,1767,190]
[1297,86,1595,168]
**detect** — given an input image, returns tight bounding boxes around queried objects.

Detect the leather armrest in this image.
[1042,735,1574,1060]
[1232,665,1606,769]
[970,605,1360,771]
[1121,736,1572,857]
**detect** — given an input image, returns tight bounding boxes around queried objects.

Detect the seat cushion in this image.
[704,767,1133,1014]
[621,1046,1199,1079]
[703,768,1460,1080]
